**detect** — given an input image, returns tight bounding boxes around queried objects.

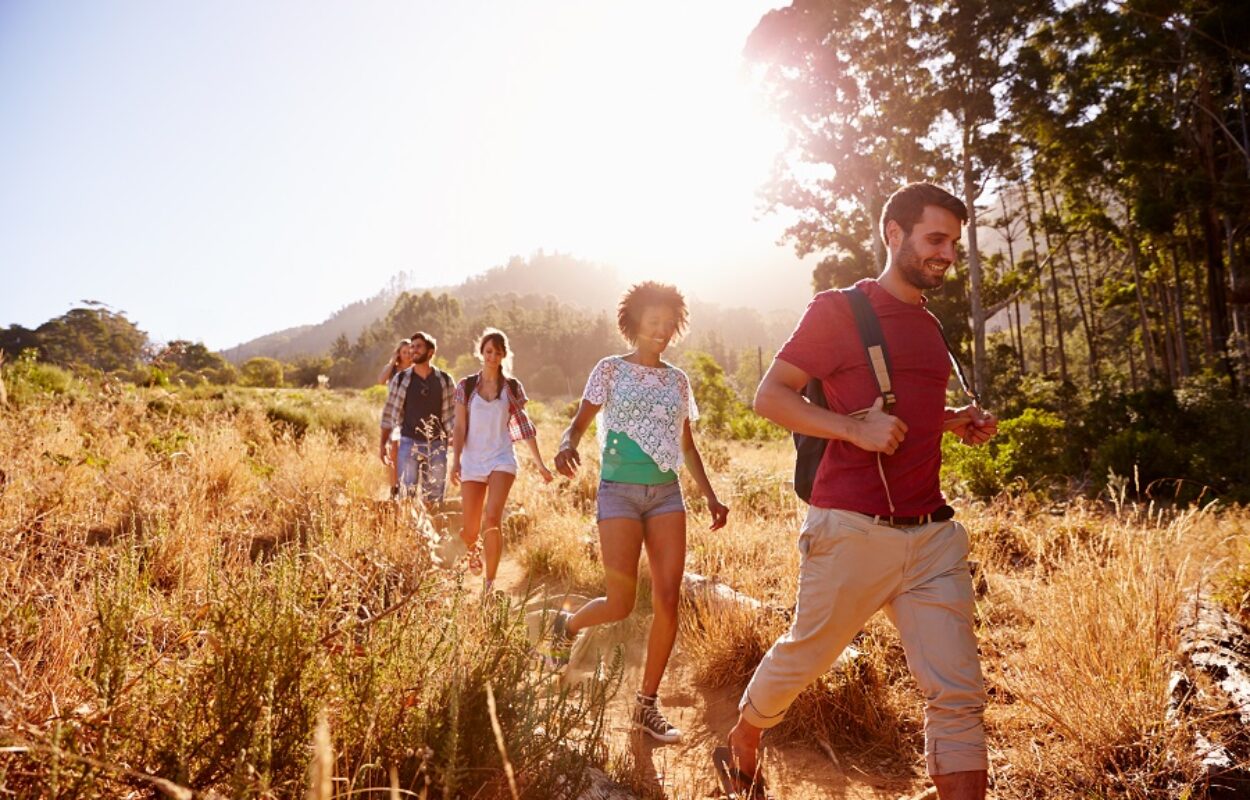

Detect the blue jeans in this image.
[398,437,448,506]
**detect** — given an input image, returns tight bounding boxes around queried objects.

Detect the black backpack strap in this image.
[925,311,980,407]
[464,373,478,399]
[844,286,896,412]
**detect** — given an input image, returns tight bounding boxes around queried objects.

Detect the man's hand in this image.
[380,443,392,467]
[555,446,581,477]
[945,405,998,445]
[850,396,908,455]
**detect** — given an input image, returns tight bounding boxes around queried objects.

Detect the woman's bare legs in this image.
[639,511,686,696]
[567,518,642,632]
[481,470,516,584]
[566,511,686,696]
[459,479,487,551]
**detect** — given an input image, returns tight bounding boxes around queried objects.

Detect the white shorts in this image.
[461,453,517,483]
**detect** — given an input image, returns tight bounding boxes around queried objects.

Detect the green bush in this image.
[941,433,1010,499]
[0,349,74,406]
[265,404,312,439]
[1092,429,1186,493]
[941,407,1066,499]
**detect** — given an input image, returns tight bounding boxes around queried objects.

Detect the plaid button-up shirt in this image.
[380,367,455,442]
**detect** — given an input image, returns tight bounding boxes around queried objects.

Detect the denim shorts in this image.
[596,479,685,522]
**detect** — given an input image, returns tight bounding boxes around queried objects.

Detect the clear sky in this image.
[0,0,811,349]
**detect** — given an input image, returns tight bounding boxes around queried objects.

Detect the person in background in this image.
[379,331,455,507]
[550,281,729,745]
[378,338,413,499]
[450,328,553,593]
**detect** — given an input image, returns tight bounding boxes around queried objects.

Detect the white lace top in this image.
[582,356,699,474]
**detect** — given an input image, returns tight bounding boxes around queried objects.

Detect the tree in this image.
[155,340,229,373]
[929,0,1049,398]
[2,306,149,372]
[746,0,943,288]
[240,357,285,388]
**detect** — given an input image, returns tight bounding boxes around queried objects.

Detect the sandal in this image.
[712,745,772,800]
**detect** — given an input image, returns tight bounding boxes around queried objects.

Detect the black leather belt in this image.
[871,504,955,528]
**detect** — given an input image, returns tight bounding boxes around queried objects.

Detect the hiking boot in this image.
[632,693,682,743]
[543,610,578,668]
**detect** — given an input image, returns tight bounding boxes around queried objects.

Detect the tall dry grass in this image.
[4,371,1249,799]
[0,379,614,798]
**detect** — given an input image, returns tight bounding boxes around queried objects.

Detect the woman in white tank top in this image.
[451,329,553,592]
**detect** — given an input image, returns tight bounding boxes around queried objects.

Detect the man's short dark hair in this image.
[879,183,968,245]
[410,331,437,350]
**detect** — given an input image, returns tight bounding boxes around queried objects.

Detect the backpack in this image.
[464,373,519,401]
[792,285,978,504]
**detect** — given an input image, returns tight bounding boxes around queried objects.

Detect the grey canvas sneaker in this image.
[632,692,681,743]
[543,610,578,668]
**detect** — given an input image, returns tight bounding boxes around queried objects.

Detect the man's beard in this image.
[896,236,950,291]
[412,351,432,365]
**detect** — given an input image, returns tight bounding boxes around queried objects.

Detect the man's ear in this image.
[884,219,903,249]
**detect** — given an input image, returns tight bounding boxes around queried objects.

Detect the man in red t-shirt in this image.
[715,183,997,800]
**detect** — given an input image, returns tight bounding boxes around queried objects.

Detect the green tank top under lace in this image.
[601,429,676,485]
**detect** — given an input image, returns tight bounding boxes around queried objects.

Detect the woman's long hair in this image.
[477,328,514,379]
[385,338,413,381]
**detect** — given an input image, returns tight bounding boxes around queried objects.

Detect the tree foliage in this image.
[0,305,148,373]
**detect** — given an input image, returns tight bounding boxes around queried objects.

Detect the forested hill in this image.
[222,252,631,364]
[221,291,399,364]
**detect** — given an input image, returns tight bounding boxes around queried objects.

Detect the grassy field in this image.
[2,374,1248,798]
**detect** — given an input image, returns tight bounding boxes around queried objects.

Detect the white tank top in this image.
[464,390,515,465]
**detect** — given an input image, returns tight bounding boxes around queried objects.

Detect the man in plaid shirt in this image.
[379,331,455,506]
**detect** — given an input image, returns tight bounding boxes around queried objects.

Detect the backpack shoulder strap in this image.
[464,373,478,399]
[924,310,980,407]
[843,286,896,411]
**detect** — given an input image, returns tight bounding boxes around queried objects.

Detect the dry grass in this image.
[0,380,614,799]
[3,375,1249,798]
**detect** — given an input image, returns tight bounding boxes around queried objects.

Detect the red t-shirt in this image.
[776,279,950,516]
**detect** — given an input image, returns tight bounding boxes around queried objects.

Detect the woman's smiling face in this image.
[635,305,678,354]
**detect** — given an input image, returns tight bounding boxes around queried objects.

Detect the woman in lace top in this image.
[550,281,729,744]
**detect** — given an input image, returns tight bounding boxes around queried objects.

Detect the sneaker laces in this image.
[635,698,676,735]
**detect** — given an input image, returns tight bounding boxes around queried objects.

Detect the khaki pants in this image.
[739,507,987,776]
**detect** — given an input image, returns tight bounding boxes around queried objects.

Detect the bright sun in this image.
[449,2,789,287]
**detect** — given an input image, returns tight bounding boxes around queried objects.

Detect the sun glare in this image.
[458,2,788,287]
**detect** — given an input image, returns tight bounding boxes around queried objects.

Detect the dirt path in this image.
[492,557,925,800]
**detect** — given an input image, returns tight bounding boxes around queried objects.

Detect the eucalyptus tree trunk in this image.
[1000,192,1026,372]
[1020,181,1048,374]
[1043,184,1098,380]
[1122,213,1160,381]
[1169,243,1192,378]
[961,128,987,399]
[1033,175,1069,383]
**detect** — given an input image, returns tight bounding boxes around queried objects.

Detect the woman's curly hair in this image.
[616,281,689,345]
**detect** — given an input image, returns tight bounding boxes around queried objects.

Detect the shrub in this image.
[1092,429,1186,493]
[265,404,312,438]
[241,357,285,388]
[0,348,74,405]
